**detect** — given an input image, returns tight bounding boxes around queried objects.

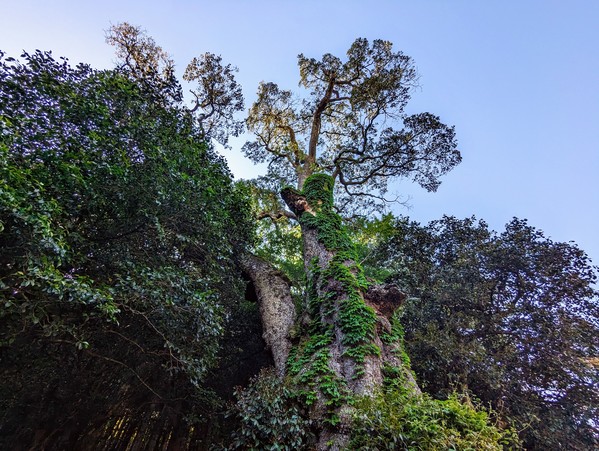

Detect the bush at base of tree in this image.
[225,368,519,451]
[225,369,315,450]
[350,387,520,450]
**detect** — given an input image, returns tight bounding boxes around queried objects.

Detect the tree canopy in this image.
[365,215,599,449]
[243,38,461,213]
[106,22,245,148]
[0,47,256,448]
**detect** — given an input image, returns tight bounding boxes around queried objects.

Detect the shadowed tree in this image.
[0,46,255,449]
[369,216,599,450]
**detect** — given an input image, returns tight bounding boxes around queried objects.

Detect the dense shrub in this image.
[350,387,520,450]
[226,369,314,450]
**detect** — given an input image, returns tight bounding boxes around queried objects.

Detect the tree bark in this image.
[280,174,419,449]
[239,253,296,376]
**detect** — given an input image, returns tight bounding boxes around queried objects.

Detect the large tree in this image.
[238,38,468,448]
[0,44,256,448]
[99,28,507,449]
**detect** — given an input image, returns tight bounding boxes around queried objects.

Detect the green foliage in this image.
[287,175,380,398]
[371,215,599,449]
[350,387,520,450]
[347,213,404,283]
[381,309,412,370]
[243,180,304,287]
[323,254,375,349]
[226,369,314,450]
[287,327,349,412]
[0,49,254,385]
[244,39,461,214]
[301,173,335,210]
[301,176,377,358]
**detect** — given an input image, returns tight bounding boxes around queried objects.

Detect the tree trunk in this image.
[279,174,419,449]
[239,253,296,376]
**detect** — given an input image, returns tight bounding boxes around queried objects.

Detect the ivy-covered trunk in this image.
[280,174,419,449]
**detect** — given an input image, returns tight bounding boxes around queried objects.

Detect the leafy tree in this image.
[105,22,182,105]
[243,38,460,213]
[350,387,518,450]
[107,22,245,148]
[235,39,505,449]
[225,369,315,450]
[370,215,599,449]
[0,46,255,447]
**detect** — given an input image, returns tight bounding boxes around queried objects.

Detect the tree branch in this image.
[307,77,337,167]
[239,253,295,376]
[257,209,298,222]
[280,187,313,216]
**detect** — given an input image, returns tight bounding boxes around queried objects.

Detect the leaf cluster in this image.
[0,49,254,385]
[369,215,599,449]
[225,368,314,450]
[350,386,520,450]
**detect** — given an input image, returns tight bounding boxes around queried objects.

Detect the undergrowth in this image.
[350,387,521,450]
[225,369,314,450]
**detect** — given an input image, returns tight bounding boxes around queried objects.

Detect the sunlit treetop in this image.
[243,38,461,214]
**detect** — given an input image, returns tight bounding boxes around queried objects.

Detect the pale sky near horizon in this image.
[1,1,598,267]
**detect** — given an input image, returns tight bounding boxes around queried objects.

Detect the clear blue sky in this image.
[1,1,598,265]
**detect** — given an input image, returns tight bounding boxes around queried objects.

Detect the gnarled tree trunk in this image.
[239,253,295,376]
[240,174,419,449]
[278,174,419,449]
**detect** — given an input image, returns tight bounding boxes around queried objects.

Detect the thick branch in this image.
[305,76,337,182]
[239,253,296,376]
[280,187,313,217]
[257,209,298,222]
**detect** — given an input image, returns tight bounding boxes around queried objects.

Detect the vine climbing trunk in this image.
[280,174,419,450]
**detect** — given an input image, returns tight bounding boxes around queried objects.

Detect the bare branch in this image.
[257,210,298,222]
[307,77,336,162]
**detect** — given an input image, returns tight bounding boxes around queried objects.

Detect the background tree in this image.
[368,215,599,449]
[107,22,245,148]
[106,22,182,105]
[0,46,257,448]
